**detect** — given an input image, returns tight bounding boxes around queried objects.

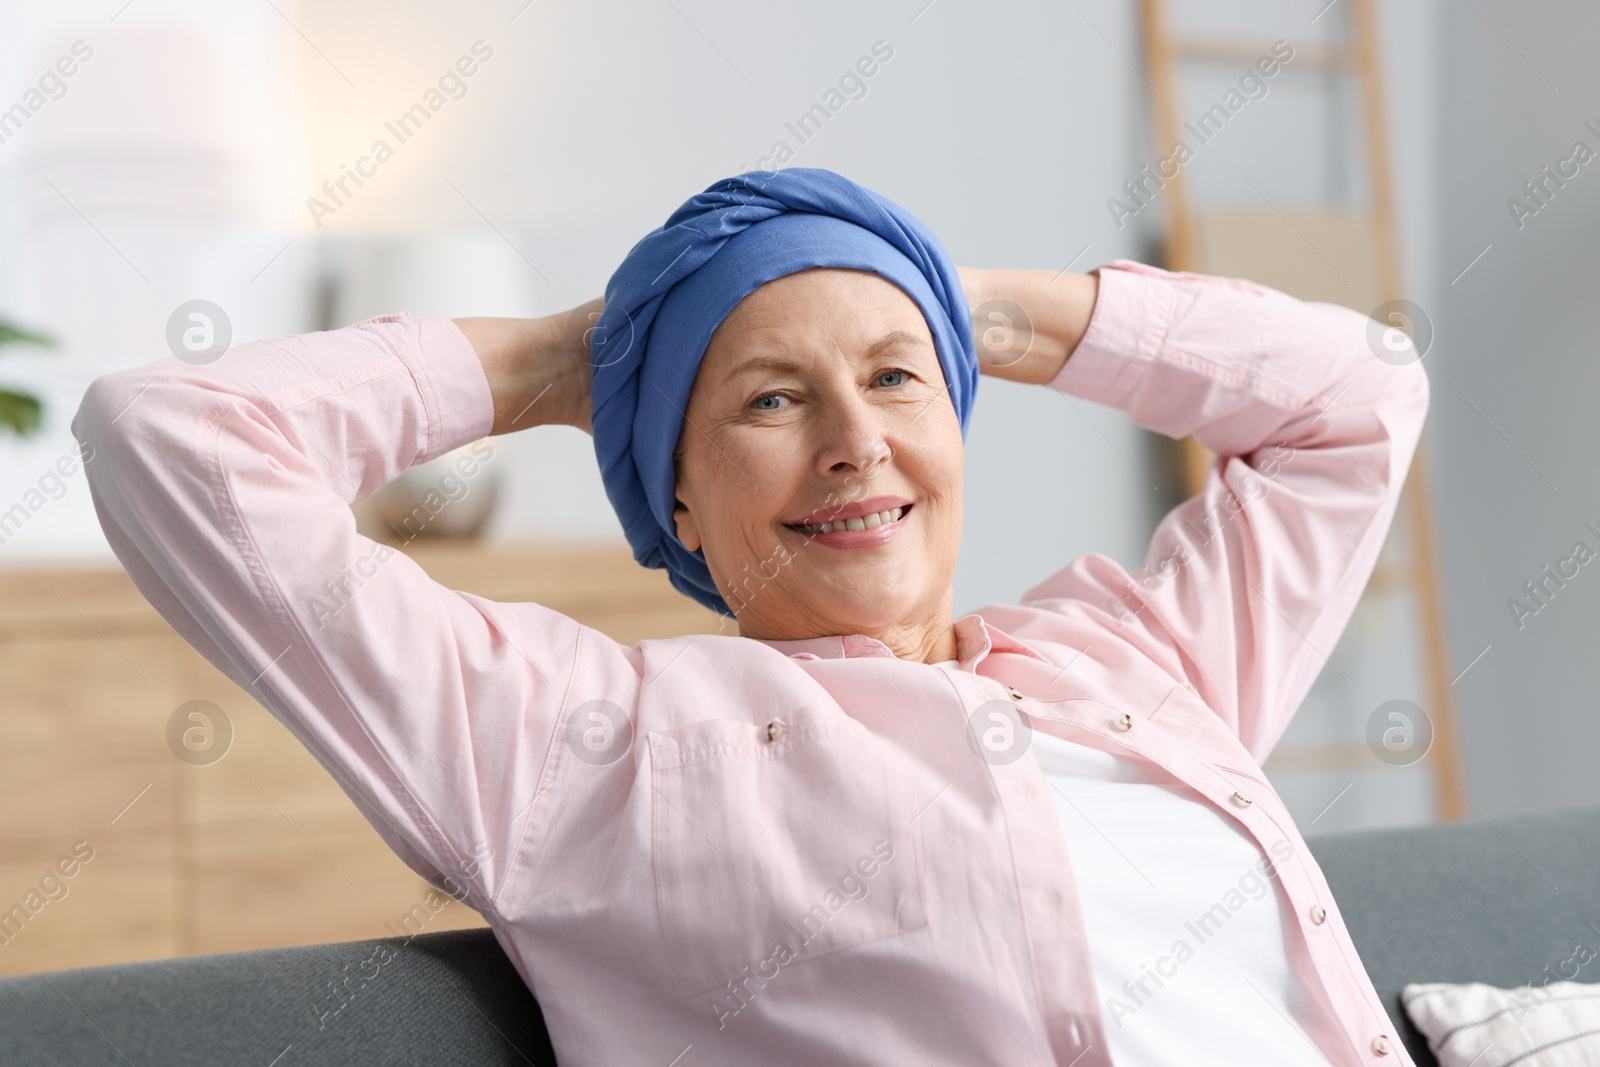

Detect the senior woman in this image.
[75,167,1426,1066]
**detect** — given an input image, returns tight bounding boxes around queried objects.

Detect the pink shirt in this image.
[73,259,1428,1066]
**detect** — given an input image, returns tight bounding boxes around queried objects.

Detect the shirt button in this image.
[1230,790,1253,808]
[1309,904,1327,925]
[1006,686,1023,702]
[1371,1035,1391,1056]
[1112,713,1133,731]
[764,720,786,742]
[1183,682,1199,696]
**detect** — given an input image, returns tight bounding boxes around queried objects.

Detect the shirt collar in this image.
[752,613,1052,670]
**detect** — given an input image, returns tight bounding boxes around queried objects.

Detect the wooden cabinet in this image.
[0,542,721,977]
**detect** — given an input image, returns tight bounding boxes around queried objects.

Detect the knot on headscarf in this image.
[589,167,977,617]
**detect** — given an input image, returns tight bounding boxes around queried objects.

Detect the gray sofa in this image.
[5,805,1600,1066]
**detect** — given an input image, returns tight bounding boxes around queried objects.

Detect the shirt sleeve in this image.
[1018,259,1430,761]
[71,312,592,914]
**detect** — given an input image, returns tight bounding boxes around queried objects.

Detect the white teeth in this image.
[791,507,907,535]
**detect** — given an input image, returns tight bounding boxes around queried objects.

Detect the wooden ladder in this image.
[1137,0,1464,820]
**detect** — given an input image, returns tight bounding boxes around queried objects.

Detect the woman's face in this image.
[672,267,963,641]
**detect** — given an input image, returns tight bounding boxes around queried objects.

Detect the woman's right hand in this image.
[455,296,603,437]
[954,265,1099,387]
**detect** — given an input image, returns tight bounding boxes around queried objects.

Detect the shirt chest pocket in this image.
[648,707,928,999]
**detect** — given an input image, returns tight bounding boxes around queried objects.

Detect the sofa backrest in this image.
[0,924,555,1065]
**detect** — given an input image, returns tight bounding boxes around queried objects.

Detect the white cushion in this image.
[1403,980,1600,1066]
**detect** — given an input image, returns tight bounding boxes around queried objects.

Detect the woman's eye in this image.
[877,369,909,387]
[752,393,785,411]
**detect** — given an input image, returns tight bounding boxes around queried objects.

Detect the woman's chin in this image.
[722,521,946,636]
[800,575,923,629]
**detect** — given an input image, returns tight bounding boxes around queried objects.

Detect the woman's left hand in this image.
[955,265,1100,386]
[455,298,601,437]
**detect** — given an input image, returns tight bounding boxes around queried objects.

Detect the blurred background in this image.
[0,0,1594,978]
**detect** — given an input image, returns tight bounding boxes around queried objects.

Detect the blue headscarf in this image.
[589,167,977,617]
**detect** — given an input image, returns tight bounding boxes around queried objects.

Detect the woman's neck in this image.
[738,614,958,664]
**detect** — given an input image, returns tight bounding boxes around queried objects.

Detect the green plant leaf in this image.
[0,389,43,436]
[0,321,56,348]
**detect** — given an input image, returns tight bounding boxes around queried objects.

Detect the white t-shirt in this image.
[933,662,1334,1063]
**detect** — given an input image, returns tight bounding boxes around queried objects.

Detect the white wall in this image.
[1433,0,1600,819]
[0,0,1159,617]
[0,0,1451,701]
[299,0,1165,613]
[0,4,316,559]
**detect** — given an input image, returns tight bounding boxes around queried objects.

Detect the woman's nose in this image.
[848,439,893,476]
[819,398,893,476]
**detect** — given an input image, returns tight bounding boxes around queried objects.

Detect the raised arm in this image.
[454,296,600,437]
[964,259,1429,761]
[72,303,608,913]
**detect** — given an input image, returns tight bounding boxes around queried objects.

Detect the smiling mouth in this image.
[783,504,913,536]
